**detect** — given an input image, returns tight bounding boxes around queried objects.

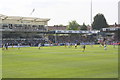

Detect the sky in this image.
[0,0,119,26]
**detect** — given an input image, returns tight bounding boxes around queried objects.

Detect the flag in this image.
[30,8,35,15]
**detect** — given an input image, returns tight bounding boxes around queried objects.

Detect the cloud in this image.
[0,0,119,25]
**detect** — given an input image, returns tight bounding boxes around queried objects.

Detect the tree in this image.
[58,24,64,27]
[67,20,80,30]
[92,13,109,30]
[80,23,87,30]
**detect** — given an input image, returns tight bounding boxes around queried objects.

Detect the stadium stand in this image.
[0,14,119,47]
[0,14,50,47]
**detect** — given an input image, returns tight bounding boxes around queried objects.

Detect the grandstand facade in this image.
[0,14,50,46]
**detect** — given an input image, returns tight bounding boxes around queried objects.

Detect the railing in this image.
[1,27,47,32]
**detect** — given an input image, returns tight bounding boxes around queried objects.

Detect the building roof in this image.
[0,14,50,22]
[48,26,67,30]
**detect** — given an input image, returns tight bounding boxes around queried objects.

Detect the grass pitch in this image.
[2,45,118,78]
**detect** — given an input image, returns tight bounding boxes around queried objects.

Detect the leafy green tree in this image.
[67,20,80,30]
[92,13,109,30]
[80,23,87,30]
[58,24,64,27]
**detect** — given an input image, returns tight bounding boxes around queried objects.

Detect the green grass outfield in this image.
[2,45,118,78]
